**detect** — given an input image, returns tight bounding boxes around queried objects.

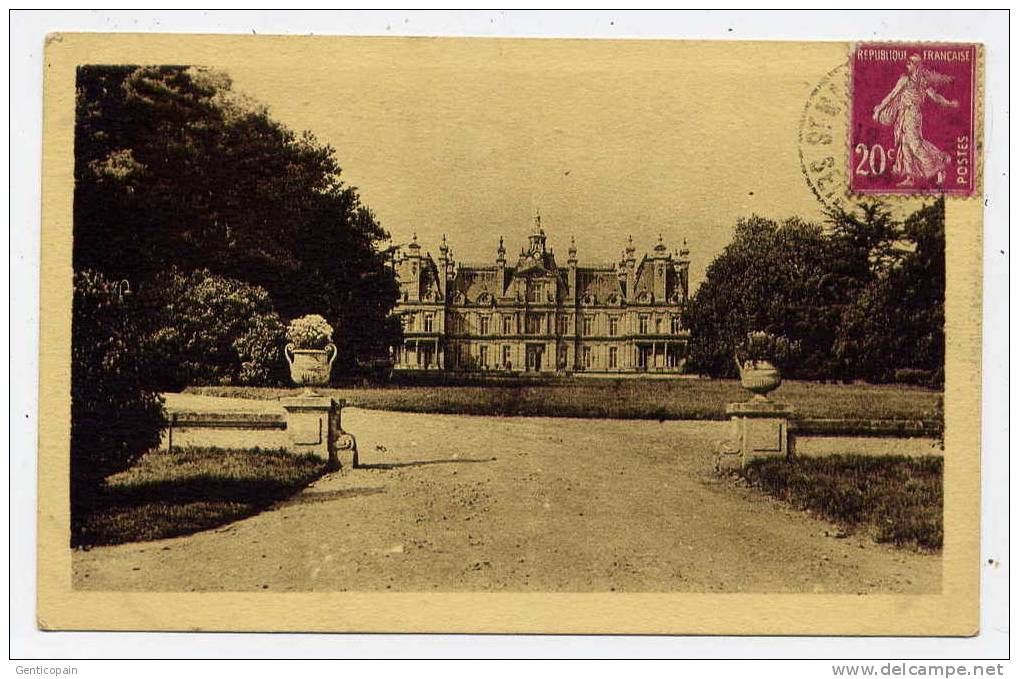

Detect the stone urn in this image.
[737,359,782,400]
[285,342,337,387]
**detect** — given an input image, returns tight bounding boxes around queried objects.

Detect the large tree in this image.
[74,65,400,369]
[684,199,945,385]
[683,216,850,379]
[834,198,945,385]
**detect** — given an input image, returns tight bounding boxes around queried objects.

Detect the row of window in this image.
[447,345,608,370]
[406,312,683,335]
[441,344,684,370]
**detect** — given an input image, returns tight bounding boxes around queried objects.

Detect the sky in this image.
[225,38,851,289]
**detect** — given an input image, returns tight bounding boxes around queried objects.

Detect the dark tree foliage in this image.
[74,65,400,370]
[825,201,900,284]
[684,199,945,386]
[834,198,945,385]
[683,216,852,379]
[71,270,165,536]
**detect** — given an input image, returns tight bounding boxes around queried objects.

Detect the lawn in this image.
[738,455,943,551]
[188,378,943,422]
[73,447,326,547]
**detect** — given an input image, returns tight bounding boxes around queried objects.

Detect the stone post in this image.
[720,400,792,470]
[280,394,350,469]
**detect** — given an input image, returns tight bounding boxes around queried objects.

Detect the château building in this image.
[391,214,691,374]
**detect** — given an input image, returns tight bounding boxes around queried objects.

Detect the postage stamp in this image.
[849,42,979,196]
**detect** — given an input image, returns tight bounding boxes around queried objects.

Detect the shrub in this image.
[286,314,334,350]
[71,270,165,537]
[142,269,288,389]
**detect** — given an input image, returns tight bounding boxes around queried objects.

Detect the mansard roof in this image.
[451,267,503,301]
[633,257,655,298]
[396,229,689,305]
[632,255,682,303]
[575,267,623,304]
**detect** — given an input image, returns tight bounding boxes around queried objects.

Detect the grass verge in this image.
[187,379,943,422]
[73,447,326,547]
[738,455,943,551]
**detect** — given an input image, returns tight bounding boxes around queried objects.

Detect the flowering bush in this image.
[736,331,799,369]
[143,269,288,389]
[286,314,334,350]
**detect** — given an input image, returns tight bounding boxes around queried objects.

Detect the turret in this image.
[652,233,669,302]
[528,210,547,255]
[496,235,507,287]
[402,233,423,302]
[437,234,452,297]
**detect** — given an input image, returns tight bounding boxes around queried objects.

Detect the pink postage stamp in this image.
[850,42,979,196]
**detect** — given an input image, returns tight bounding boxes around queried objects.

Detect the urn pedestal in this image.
[280,395,356,470]
[716,360,792,471]
[720,400,793,470]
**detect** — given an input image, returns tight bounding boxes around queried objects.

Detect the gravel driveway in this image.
[73,407,940,593]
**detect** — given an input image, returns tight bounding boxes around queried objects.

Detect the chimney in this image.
[624,235,637,302]
[675,238,691,302]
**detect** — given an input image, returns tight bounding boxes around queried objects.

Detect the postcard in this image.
[38,33,983,634]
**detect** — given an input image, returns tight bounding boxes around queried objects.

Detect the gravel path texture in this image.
[74,401,941,593]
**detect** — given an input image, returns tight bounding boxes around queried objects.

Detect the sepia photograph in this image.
[32,29,987,636]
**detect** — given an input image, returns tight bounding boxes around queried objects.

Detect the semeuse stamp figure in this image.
[850,43,978,196]
[872,54,959,187]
